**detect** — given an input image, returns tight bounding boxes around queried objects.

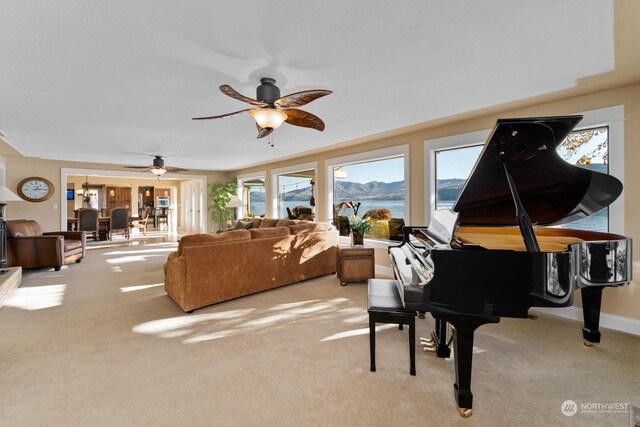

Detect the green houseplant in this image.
[348,214,373,246]
[208,177,239,231]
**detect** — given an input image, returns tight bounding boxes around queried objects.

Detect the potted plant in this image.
[208,177,239,231]
[348,214,373,246]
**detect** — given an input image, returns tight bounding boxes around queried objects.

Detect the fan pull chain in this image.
[269,133,274,148]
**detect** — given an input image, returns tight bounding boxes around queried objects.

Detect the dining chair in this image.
[76,208,100,241]
[131,207,151,236]
[109,207,130,240]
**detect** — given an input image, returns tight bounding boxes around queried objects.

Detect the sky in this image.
[335,157,405,183]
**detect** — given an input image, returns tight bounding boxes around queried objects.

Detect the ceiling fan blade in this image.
[256,123,274,139]
[164,166,189,172]
[274,90,332,108]
[124,166,152,170]
[283,109,325,131]
[220,85,268,107]
[192,108,253,120]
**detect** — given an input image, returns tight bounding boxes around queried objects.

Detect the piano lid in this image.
[453,115,622,226]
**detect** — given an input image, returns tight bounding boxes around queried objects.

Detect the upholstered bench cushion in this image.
[367,279,404,311]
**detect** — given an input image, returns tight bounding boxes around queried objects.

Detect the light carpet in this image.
[0,242,638,426]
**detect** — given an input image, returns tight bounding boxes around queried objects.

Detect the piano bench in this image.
[367,279,416,376]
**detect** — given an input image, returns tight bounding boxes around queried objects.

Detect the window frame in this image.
[424,105,625,233]
[325,145,410,246]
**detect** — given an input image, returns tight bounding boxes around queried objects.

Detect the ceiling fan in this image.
[193,78,332,140]
[124,156,188,177]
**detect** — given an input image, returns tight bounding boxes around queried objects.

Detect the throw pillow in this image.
[233,220,253,230]
[258,218,279,228]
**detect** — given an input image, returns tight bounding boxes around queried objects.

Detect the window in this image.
[270,163,317,221]
[426,106,624,233]
[435,145,482,209]
[240,177,266,217]
[555,126,609,232]
[277,173,315,219]
[327,146,408,240]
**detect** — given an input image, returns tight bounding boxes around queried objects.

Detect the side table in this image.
[337,244,375,286]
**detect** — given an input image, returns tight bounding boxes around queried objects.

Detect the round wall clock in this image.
[17,177,55,202]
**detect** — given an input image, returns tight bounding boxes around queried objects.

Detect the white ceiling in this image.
[0,0,614,171]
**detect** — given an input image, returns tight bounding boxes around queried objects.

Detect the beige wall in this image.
[233,83,640,321]
[3,156,228,233]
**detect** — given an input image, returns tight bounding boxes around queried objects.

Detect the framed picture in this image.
[156,196,170,208]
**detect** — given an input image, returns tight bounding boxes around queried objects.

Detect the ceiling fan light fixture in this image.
[151,167,167,177]
[250,109,287,130]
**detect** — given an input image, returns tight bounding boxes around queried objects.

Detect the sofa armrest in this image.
[44,231,87,242]
[12,235,64,268]
[164,252,187,311]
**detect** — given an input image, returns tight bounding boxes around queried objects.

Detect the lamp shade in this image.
[250,109,288,129]
[226,196,244,208]
[0,186,21,202]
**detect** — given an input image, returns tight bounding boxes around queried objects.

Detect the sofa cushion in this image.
[289,222,334,235]
[249,227,290,240]
[276,219,298,227]
[232,220,253,230]
[258,218,279,228]
[7,220,44,237]
[250,217,263,228]
[177,230,251,256]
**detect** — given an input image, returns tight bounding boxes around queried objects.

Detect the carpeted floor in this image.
[0,241,638,426]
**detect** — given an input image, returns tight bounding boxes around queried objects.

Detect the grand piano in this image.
[389,115,632,417]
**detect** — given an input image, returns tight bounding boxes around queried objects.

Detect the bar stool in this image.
[367,278,416,376]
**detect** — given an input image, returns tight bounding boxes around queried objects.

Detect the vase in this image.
[351,231,364,246]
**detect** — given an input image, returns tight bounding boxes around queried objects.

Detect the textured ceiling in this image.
[0,0,616,171]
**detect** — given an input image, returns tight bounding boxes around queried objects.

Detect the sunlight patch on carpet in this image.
[121,283,164,293]
[183,330,235,343]
[320,324,396,341]
[269,300,320,311]
[4,284,66,310]
[133,309,256,335]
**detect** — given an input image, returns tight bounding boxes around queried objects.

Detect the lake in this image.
[250,199,607,232]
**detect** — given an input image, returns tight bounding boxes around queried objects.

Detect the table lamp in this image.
[226,196,244,221]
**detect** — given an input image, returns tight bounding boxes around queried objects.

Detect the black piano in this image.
[389,115,632,417]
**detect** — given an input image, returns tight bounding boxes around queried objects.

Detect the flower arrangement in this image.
[349,214,373,235]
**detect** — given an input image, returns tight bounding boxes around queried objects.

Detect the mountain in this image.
[271,163,608,203]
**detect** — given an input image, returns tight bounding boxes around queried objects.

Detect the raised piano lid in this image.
[453,115,623,226]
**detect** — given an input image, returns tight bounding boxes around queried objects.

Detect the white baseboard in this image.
[532,306,640,337]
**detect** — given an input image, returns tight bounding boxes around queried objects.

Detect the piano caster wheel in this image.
[457,407,472,418]
[584,340,593,347]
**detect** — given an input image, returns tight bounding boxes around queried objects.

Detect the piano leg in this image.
[581,287,603,345]
[433,318,451,358]
[437,314,499,418]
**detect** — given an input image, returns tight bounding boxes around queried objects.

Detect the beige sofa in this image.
[164,219,339,312]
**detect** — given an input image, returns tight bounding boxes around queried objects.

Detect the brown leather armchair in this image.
[6,220,87,271]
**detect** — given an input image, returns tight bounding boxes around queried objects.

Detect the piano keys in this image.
[388,115,632,417]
